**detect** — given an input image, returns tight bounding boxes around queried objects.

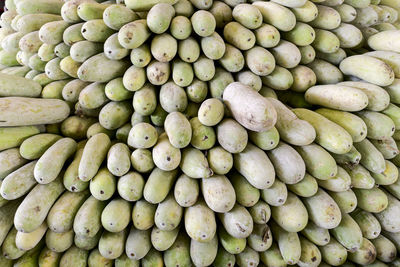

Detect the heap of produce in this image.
[2,0,400,266]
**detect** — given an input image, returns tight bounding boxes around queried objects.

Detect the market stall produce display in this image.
[1,0,400,266]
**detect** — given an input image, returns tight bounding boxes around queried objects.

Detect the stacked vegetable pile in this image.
[2,0,400,266]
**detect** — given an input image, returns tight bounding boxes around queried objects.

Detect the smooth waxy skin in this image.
[202,175,236,213]
[151,34,178,62]
[190,235,218,267]
[104,33,129,60]
[2,227,26,260]
[0,97,70,127]
[237,70,262,91]
[287,173,318,197]
[368,30,400,53]
[98,230,127,260]
[270,40,301,69]
[184,199,216,242]
[152,134,181,171]
[293,108,353,154]
[87,249,112,266]
[34,138,76,184]
[223,82,277,132]
[63,23,85,46]
[125,228,151,260]
[79,133,111,182]
[45,229,74,253]
[180,147,213,179]
[317,108,367,142]
[268,97,316,146]
[70,41,102,63]
[89,168,116,201]
[348,238,376,265]
[253,1,296,31]
[38,247,62,267]
[39,21,70,46]
[365,50,400,79]
[0,148,28,180]
[298,237,322,267]
[317,166,351,192]
[154,194,183,231]
[16,0,63,15]
[128,123,158,149]
[174,174,199,207]
[245,46,276,76]
[331,213,363,252]
[372,160,399,185]
[170,16,192,40]
[371,137,399,160]
[249,127,280,151]
[270,223,301,265]
[59,245,88,267]
[267,142,305,184]
[218,226,246,255]
[107,143,131,177]
[99,101,132,130]
[223,22,255,51]
[0,73,42,97]
[310,5,341,30]
[78,53,129,83]
[16,14,62,34]
[261,179,287,207]
[295,144,338,180]
[63,148,89,193]
[357,110,395,140]
[103,4,138,31]
[47,190,90,233]
[101,198,131,233]
[151,227,179,252]
[247,223,272,252]
[231,172,260,208]
[198,98,224,127]
[143,168,178,204]
[307,58,343,84]
[354,138,386,174]
[190,116,216,150]
[159,82,188,113]
[217,118,248,154]
[132,200,156,231]
[80,19,115,42]
[232,4,262,29]
[302,188,342,229]
[329,189,357,214]
[376,191,400,233]
[0,201,23,248]
[272,192,308,232]
[283,22,315,46]
[340,55,395,86]
[234,143,275,189]
[218,204,253,239]
[147,3,175,34]
[351,209,381,239]
[214,247,236,267]
[383,103,400,131]
[371,235,397,263]
[319,238,348,266]
[14,177,65,233]
[73,196,106,238]
[306,85,369,112]
[163,234,191,267]
[301,221,330,246]
[164,112,192,148]
[335,148,364,170]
